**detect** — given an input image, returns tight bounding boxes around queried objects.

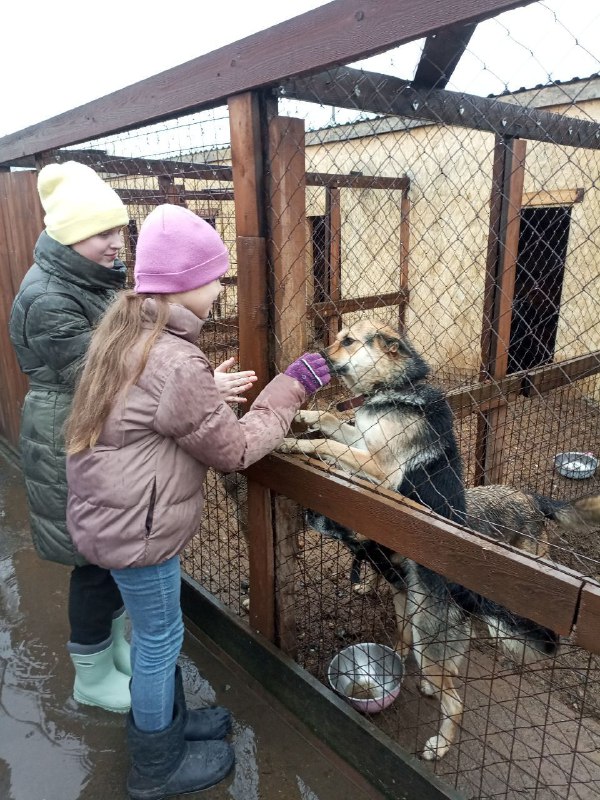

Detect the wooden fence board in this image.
[573,583,600,655]
[245,453,583,636]
[0,172,43,446]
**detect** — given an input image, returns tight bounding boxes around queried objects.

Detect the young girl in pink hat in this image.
[65,203,330,800]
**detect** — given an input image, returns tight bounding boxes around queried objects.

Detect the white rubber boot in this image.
[112,608,132,677]
[68,639,131,713]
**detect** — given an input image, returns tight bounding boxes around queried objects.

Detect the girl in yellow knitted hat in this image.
[9,160,133,713]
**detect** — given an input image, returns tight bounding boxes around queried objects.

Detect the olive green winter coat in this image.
[9,231,127,565]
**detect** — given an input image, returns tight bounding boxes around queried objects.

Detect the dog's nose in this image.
[319,348,334,368]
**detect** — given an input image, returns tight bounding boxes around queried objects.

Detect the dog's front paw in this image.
[421,734,450,761]
[351,566,379,596]
[352,580,373,596]
[278,438,300,454]
[294,410,322,429]
[418,678,437,697]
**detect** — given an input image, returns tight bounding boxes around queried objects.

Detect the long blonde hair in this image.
[66,290,170,454]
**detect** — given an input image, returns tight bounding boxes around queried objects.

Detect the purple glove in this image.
[284,352,331,395]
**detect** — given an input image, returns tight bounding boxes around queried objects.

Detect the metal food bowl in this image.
[327,642,404,714]
[554,451,598,480]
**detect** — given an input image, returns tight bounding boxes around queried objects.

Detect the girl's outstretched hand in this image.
[214,357,258,404]
[284,352,330,395]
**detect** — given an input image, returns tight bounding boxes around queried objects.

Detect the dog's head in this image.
[323,320,429,394]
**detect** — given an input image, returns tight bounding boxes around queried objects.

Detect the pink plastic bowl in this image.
[328,642,404,714]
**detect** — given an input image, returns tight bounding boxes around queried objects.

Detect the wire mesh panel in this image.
[264,4,600,798]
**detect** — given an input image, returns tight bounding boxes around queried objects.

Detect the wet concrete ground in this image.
[0,451,384,800]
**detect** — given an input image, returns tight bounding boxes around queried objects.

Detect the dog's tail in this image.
[450,583,559,660]
[532,492,600,531]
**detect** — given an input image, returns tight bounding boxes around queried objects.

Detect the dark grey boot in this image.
[126,700,234,800]
[175,665,232,741]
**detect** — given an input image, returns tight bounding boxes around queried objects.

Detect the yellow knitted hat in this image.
[38,161,128,245]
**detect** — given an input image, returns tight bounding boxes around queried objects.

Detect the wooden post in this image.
[268,115,308,656]
[228,91,276,641]
[399,183,411,332]
[270,116,309,370]
[325,187,342,344]
[475,136,526,485]
[158,174,186,206]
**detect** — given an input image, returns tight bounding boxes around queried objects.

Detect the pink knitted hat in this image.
[134,204,229,294]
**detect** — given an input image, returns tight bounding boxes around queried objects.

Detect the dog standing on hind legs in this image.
[305,509,560,761]
[279,320,561,760]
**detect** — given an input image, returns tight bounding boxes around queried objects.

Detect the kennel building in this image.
[1,1,600,797]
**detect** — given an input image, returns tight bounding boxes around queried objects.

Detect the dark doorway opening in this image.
[310,215,329,302]
[508,205,571,373]
[309,215,329,342]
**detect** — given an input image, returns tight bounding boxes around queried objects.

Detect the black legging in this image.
[68,564,124,645]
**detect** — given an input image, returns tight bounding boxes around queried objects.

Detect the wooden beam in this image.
[229,92,269,242]
[447,349,600,417]
[203,287,413,331]
[246,480,276,642]
[522,188,585,207]
[487,138,526,380]
[413,21,477,90]
[306,172,408,190]
[307,290,409,320]
[116,188,234,204]
[0,172,43,446]
[245,453,583,638]
[42,149,233,181]
[0,0,537,163]
[279,66,600,149]
[48,148,409,190]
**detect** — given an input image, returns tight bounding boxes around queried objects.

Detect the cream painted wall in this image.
[305,101,600,378]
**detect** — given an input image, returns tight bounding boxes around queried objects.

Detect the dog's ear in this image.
[374,331,402,354]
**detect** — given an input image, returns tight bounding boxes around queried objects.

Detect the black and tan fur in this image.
[354,485,600,597]
[278,320,585,760]
[465,485,600,557]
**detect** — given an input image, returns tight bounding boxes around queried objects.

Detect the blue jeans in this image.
[111,555,184,732]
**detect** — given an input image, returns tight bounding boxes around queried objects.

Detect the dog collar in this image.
[336,395,366,412]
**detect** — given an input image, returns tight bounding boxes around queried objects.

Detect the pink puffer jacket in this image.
[66,299,305,569]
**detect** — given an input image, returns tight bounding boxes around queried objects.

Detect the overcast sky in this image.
[1,0,598,139]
